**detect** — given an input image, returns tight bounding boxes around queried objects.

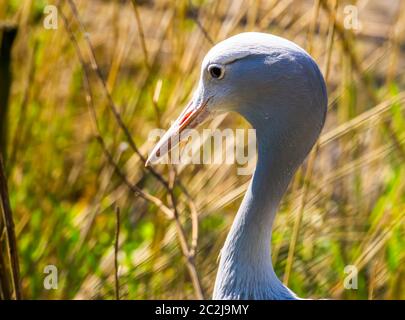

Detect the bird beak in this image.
[145,96,211,166]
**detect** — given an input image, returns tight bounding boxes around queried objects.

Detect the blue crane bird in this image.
[146,32,327,299]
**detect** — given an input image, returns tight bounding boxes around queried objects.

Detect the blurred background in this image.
[0,0,404,300]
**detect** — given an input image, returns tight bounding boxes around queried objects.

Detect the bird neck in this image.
[213,106,309,300]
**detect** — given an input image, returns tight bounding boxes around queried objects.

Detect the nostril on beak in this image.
[180,111,193,126]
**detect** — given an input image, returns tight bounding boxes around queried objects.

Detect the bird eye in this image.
[208,64,224,79]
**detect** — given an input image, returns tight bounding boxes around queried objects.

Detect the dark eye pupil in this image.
[210,67,222,78]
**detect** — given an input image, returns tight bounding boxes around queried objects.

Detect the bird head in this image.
[146,32,327,166]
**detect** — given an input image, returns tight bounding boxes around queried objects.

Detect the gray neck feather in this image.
[213,96,323,299]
